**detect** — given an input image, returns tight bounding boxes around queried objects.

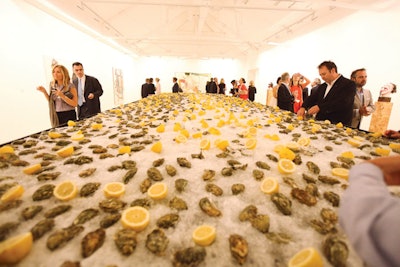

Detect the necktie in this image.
[78,78,83,106]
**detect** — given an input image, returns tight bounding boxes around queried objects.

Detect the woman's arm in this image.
[55,87,78,107]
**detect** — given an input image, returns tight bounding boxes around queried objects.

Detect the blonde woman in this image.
[37,64,78,127]
[238,78,248,100]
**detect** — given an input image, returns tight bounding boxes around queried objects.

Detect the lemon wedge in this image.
[288,247,324,267]
[23,163,42,175]
[0,145,15,154]
[156,124,165,133]
[53,180,78,201]
[119,146,131,154]
[1,184,24,202]
[331,168,349,180]
[192,225,216,246]
[375,147,391,156]
[278,159,296,174]
[245,138,257,150]
[56,145,74,158]
[151,141,163,153]
[200,139,211,150]
[0,232,33,264]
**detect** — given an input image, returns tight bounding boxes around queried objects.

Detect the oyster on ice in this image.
[172,246,206,267]
[114,228,137,256]
[199,197,222,217]
[81,228,106,258]
[229,234,248,265]
[145,228,169,255]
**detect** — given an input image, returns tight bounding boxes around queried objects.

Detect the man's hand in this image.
[307,105,320,115]
[88,93,94,99]
[297,107,306,117]
[368,156,400,186]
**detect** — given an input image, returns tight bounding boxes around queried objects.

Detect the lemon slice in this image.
[286,141,300,152]
[208,127,221,135]
[1,184,24,202]
[389,143,400,150]
[0,145,15,154]
[119,146,131,154]
[248,126,258,136]
[278,147,296,161]
[91,123,103,130]
[71,133,85,141]
[200,139,211,150]
[375,147,391,156]
[173,123,182,131]
[53,180,78,201]
[245,138,257,150]
[0,232,33,264]
[278,159,296,174]
[151,141,163,153]
[180,129,190,138]
[56,145,74,158]
[288,247,324,267]
[147,182,167,200]
[297,137,310,147]
[156,124,165,133]
[67,120,76,127]
[336,122,343,128]
[192,225,216,246]
[103,182,125,198]
[331,168,349,180]
[347,138,361,147]
[340,151,354,159]
[192,132,203,139]
[23,163,42,175]
[121,206,150,232]
[273,144,285,153]
[216,139,229,151]
[48,131,62,139]
[175,134,187,144]
[260,177,279,194]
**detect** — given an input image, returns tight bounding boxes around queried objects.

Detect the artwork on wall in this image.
[112,68,124,106]
[175,72,211,93]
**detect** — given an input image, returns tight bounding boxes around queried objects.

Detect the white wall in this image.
[253,5,400,132]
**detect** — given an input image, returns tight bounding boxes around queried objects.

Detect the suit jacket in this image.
[277,83,294,112]
[172,83,180,93]
[351,89,375,128]
[310,85,320,96]
[73,75,103,119]
[302,75,356,126]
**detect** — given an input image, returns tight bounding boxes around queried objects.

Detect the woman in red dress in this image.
[238,78,248,100]
[290,73,310,113]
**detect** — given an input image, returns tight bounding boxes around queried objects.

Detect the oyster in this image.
[255,161,271,170]
[336,156,355,166]
[0,221,19,241]
[306,161,320,175]
[47,225,84,250]
[100,213,121,228]
[221,167,233,176]
[146,228,169,255]
[229,234,248,265]
[251,214,270,233]
[252,169,264,181]
[205,183,223,196]
[21,205,43,220]
[310,219,337,235]
[165,165,177,176]
[0,199,23,212]
[122,160,137,170]
[199,197,222,217]
[323,191,340,207]
[79,228,105,259]
[283,176,298,188]
[202,169,216,181]
[74,208,99,225]
[266,154,278,162]
[44,205,72,218]
[140,178,152,193]
[265,232,291,244]
[156,213,180,229]
[291,188,317,206]
[147,167,163,181]
[177,157,191,168]
[31,218,55,240]
[169,196,188,211]
[330,162,342,169]
[37,172,61,181]
[122,168,137,184]
[152,158,165,167]
[32,184,56,201]
[99,198,127,213]
[66,156,93,165]
[130,198,151,209]
[108,165,121,172]
[305,183,320,197]
[80,182,101,197]
[114,228,137,256]
[271,193,292,216]
[231,184,245,195]
[321,208,338,223]
[175,178,188,193]
[302,173,317,184]
[92,147,107,154]
[60,261,81,267]
[239,205,257,222]
[322,234,349,267]
[0,182,17,198]
[172,246,206,267]
[318,175,340,185]
[79,168,97,178]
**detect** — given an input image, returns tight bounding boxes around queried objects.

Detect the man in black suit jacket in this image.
[172,77,180,93]
[72,62,103,120]
[277,72,294,112]
[298,61,356,126]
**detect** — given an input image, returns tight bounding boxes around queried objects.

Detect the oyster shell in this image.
[177,157,191,168]
[172,246,206,267]
[265,232,291,244]
[146,228,169,255]
[221,167,233,176]
[147,167,163,181]
[44,205,72,218]
[231,183,245,195]
[130,198,151,209]
[305,183,320,197]
[271,193,292,216]
[0,199,23,212]
[202,169,216,181]
[255,161,271,170]
[157,213,180,229]
[122,168,138,184]
[81,228,106,258]
[0,221,19,241]
[152,158,165,167]
[80,182,101,197]
[199,197,222,217]
[175,178,188,193]
[165,165,177,176]
[121,160,136,169]
[114,228,137,256]
[283,176,298,188]
[252,169,264,181]
[100,213,121,228]
[169,196,188,211]
[306,161,320,175]
[229,234,248,265]
[60,261,80,267]
[21,205,43,220]
[310,219,337,235]
[31,218,55,240]
[205,183,223,196]
[318,175,340,185]
[32,184,55,201]
[266,154,278,162]
[37,172,61,181]
[321,208,338,223]
[239,205,257,222]
[79,168,97,178]
[291,188,317,206]
[74,208,99,225]
[322,234,349,267]
[99,198,127,213]
[323,191,340,207]
[140,178,152,193]
[302,173,316,184]
[251,214,270,233]
[47,225,84,251]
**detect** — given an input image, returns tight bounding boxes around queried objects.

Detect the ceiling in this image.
[28,0,396,59]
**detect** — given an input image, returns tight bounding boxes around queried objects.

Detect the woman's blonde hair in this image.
[52,64,71,88]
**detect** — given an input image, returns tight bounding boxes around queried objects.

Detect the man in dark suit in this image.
[72,62,103,120]
[172,77,180,93]
[298,61,356,126]
[309,78,321,96]
[277,72,294,112]
[141,78,149,98]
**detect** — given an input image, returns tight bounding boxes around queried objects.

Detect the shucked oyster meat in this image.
[47,224,84,251]
[199,197,222,217]
[145,228,169,256]
[172,246,206,267]
[229,234,248,265]
[156,213,180,229]
[114,228,137,256]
